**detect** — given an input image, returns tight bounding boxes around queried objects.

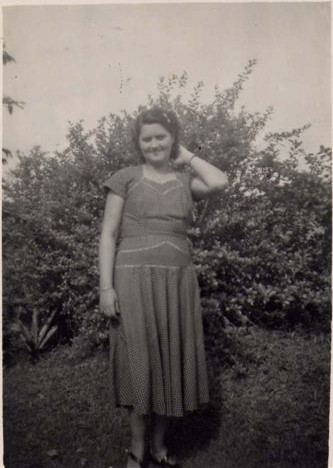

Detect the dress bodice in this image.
[104,165,194,267]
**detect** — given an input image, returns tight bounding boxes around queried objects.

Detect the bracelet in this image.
[100,286,113,292]
[187,154,197,165]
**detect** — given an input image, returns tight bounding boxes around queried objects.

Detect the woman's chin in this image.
[144,154,170,166]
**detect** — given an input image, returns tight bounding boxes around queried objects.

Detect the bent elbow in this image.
[220,173,229,189]
[212,174,228,193]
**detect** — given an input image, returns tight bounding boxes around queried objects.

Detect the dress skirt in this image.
[109,237,209,417]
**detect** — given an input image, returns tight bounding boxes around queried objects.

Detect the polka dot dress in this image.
[104,165,209,417]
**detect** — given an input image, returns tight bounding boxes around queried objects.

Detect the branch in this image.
[3,95,25,114]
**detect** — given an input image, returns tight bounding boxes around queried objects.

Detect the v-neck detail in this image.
[141,165,178,185]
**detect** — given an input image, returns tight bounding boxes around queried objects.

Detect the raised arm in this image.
[99,192,124,318]
[176,145,228,200]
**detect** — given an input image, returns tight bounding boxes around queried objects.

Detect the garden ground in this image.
[3,327,330,468]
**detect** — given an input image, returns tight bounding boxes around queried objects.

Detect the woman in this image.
[99,107,228,468]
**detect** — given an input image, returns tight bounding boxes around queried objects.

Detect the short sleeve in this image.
[103,169,127,198]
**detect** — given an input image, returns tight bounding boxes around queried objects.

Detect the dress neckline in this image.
[140,165,179,185]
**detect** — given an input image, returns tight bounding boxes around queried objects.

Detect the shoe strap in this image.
[151,452,178,466]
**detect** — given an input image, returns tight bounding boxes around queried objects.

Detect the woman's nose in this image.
[150,139,159,149]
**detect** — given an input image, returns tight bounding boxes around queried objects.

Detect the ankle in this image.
[150,446,167,460]
[127,450,144,468]
[129,445,145,462]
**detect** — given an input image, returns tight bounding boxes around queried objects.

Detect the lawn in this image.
[3,327,330,468]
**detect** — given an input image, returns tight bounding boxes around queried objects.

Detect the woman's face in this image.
[138,123,174,166]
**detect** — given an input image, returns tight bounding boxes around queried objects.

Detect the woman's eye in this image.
[156,136,165,141]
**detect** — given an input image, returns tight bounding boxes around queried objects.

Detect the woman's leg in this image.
[127,409,147,467]
[150,414,178,465]
[150,414,169,457]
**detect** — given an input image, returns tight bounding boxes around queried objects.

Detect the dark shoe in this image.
[149,452,180,468]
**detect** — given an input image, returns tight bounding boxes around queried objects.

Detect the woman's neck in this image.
[142,163,177,182]
[143,162,173,174]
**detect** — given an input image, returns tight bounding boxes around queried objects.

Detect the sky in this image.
[2,2,331,158]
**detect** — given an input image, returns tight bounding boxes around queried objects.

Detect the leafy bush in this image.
[2,61,331,355]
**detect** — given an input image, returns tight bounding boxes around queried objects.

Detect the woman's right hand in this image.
[100,288,120,320]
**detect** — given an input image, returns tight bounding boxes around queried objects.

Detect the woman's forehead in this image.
[139,123,170,137]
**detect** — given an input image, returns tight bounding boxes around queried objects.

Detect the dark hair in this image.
[133,107,180,161]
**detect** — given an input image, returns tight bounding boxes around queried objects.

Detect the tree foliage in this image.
[2,46,25,164]
[3,61,331,356]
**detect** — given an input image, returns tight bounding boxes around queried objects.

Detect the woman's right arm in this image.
[99,192,124,318]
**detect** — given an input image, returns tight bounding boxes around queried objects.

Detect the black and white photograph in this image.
[2,2,331,468]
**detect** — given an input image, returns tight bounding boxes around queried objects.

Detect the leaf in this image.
[39,325,58,349]
[3,49,16,65]
[32,309,39,347]
[38,309,57,345]
[17,319,33,345]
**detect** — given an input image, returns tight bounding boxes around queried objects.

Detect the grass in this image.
[3,327,330,468]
